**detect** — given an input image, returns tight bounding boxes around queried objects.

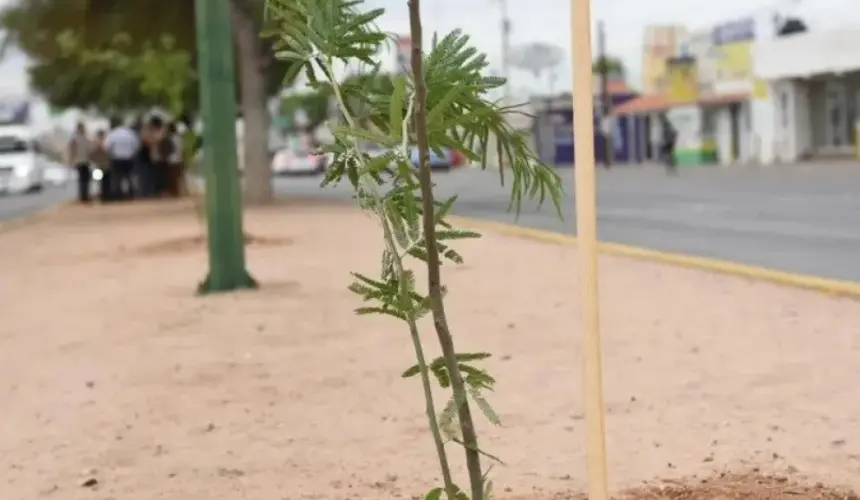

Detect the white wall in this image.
[667,105,702,152]
[714,107,731,164]
[768,79,808,162]
[756,29,860,80]
[710,103,753,165]
[750,95,775,164]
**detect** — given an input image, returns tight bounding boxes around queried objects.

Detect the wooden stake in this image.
[569,1,609,499]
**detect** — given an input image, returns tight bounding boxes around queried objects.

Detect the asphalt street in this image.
[2,163,857,282]
[0,183,75,224]
[273,163,860,282]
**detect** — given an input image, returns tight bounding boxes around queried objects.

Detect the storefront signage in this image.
[666,56,699,104]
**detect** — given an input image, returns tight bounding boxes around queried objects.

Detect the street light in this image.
[193,0,257,294]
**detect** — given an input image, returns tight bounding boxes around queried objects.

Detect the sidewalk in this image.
[2,200,860,500]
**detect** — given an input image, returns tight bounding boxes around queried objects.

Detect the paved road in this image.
[4,163,857,282]
[0,183,75,223]
[274,163,860,282]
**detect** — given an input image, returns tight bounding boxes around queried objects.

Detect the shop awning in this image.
[613,92,749,116]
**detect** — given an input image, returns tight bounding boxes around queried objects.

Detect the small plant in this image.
[265,1,562,499]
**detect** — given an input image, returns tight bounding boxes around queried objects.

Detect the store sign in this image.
[667,106,702,152]
[708,18,766,97]
[712,18,755,45]
[666,56,699,104]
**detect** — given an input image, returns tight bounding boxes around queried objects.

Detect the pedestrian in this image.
[165,121,183,197]
[92,129,112,202]
[67,122,92,204]
[134,117,156,198]
[660,113,678,175]
[146,116,175,197]
[105,117,140,200]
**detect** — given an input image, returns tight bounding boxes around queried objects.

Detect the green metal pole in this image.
[194,0,257,294]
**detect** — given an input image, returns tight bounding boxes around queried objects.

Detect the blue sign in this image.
[712,18,755,45]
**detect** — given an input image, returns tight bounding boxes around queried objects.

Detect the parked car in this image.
[409,147,450,170]
[271,147,328,176]
[0,127,46,194]
[331,144,465,173]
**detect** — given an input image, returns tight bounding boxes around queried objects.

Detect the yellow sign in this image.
[753,79,768,99]
[712,40,768,99]
[666,57,699,104]
[713,40,753,81]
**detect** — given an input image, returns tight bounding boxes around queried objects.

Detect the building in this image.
[532,79,640,166]
[615,17,772,167]
[640,25,688,95]
[754,27,860,163]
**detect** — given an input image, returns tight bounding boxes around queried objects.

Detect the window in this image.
[0,136,29,154]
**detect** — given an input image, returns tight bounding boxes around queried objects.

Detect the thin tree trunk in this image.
[407,1,484,499]
[230,1,273,205]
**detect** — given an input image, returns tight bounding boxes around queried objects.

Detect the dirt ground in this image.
[2,200,860,500]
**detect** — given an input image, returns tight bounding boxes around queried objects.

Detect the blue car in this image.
[409,147,451,170]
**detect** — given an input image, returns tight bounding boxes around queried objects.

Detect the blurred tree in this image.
[280,72,397,129]
[592,56,625,78]
[0,0,300,204]
[279,90,329,129]
[55,30,196,116]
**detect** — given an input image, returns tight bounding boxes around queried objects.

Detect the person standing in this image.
[659,113,678,175]
[92,129,112,202]
[105,117,140,200]
[135,118,156,197]
[165,121,183,197]
[67,122,92,203]
[146,116,173,197]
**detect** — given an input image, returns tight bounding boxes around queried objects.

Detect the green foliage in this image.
[264,0,563,499]
[0,0,298,111]
[592,55,626,78]
[55,30,196,115]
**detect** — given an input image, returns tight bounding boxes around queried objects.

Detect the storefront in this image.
[614,17,767,166]
[613,92,747,166]
[755,28,860,163]
[532,91,642,166]
[682,17,768,166]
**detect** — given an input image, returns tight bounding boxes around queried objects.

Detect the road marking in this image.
[449,215,860,300]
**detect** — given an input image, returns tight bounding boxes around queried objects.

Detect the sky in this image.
[2,0,860,100]
[364,0,860,96]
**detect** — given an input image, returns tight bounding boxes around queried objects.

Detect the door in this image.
[824,81,847,148]
[729,104,741,162]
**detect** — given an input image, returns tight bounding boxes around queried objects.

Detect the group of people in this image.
[67,115,187,203]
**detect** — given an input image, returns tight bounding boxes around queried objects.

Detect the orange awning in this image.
[613,92,749,116]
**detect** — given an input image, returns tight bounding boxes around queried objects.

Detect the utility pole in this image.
[597,20,612,168]
[496,0,512,171]
[194,0,257,294]
[499,0,512,100]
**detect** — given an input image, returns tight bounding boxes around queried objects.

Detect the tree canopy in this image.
[592,55,626,78]
[0,0,291,112]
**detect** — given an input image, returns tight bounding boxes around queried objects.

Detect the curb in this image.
[0,200,75,236]
[448,215,860,300]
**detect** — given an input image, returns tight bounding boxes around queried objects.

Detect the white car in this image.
[271,148,327,176]
[0,127,46,194]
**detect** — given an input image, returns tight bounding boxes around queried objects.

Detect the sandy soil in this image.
[1,200,860,500]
